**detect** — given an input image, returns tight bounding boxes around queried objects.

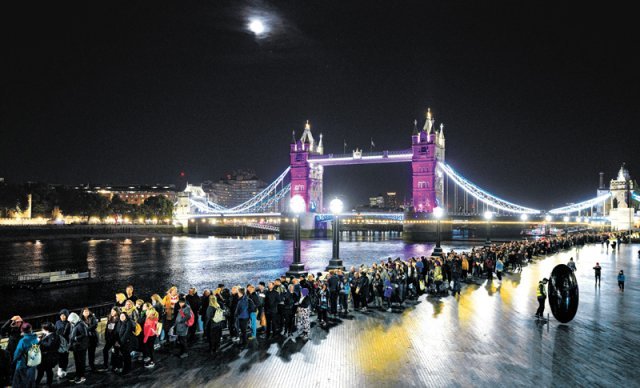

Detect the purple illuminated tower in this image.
[290,121,324,212]
[411,108,445,213]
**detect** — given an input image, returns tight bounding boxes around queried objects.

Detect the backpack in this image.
[212,308,225,323]
[27,343,41,367]
[58,336,69,353]
[181,309,195,327]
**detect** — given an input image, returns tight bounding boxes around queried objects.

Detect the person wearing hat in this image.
[68,312,89,384]
[55,309,71,378]
[1,314,23,375]
[12,322,38,388]
[535,278,549,319]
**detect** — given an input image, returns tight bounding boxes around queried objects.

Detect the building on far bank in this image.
[202,169,266,208]
[78,184,177,205]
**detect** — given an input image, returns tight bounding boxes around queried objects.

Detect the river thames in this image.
[0,233,479,318]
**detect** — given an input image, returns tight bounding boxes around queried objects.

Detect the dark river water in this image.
[0,234,479,318]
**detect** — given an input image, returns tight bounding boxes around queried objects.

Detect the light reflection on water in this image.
[0,234,477,317]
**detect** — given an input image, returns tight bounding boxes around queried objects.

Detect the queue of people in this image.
[0,231,631,387]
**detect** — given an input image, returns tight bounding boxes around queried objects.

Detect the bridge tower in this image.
[411,108,445,212]
[608,163,637,230]
[290,121,324,212]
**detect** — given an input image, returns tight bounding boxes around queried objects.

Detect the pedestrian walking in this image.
[593,263,602,287]
[535,278,548,319]
[617,270,625,292]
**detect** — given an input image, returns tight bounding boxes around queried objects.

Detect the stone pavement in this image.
[52,243,640,387]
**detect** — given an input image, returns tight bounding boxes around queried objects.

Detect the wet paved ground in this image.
[53,242,639,387]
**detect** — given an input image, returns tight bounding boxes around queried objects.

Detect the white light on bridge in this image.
[520,214,528,221]
[329,198,344,215]
[563,216,570,222]
[545,215,552,222]
[290,195,306,214]
[433,206,444,219]
[484,211,493,220]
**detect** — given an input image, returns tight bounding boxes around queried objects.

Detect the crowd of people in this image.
[0,231,631,387]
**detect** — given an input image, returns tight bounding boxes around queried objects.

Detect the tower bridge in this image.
[175,108,639,239]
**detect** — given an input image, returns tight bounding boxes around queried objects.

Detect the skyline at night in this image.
[3,1,638,210]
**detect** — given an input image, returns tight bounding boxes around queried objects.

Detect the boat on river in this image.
[8,270,99,290]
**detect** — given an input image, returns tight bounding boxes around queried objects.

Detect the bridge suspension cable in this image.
[187,167,291,214]
[437,162,541,215]
[547,192,612,215]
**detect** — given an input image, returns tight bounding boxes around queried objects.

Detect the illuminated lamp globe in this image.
[290,195,306,214]
[520,214,528,221]
[329,198,344,215]
[545,215,552,222]
[248,19,265,34]
[563,216,570,222]
[433,206,444,219]
[484,211,493,220]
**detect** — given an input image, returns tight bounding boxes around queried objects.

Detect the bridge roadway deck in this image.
[57,243,639,387]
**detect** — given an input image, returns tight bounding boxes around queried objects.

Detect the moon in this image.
[248,19,265,35]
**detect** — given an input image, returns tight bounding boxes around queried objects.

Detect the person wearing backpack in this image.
[36,322,60,387]
[55,309,71,379]
[68,312,89,384]
[207,296,225,354]
[12,322,38,388]
[173,297,193,358]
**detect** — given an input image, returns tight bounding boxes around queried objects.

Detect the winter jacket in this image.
[264,290,281,314]
[83,314,99,340]
[0,320,22,357]
[248,292,261,314]
[104,316,119,343]
[186,294,201,316]
[235,296,254,320]
[143,316,159,344]
[115,319,134,347]
[13,333,38,370]
[39,332,60,366]
[70,321,89,351]
[174,305,192,337]
[55,320,71,341]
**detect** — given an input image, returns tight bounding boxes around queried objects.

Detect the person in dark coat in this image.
[36,322,60,387]
[327,271,340,317]
[358,271,370,311]
[264,282,281,338]
[1,315,23,362]
[185,288,200,343]
[174,298,192,358]
[99,308,120,372]
[55,309,71,378]
[281,285,298,337]
[114,312,134,374]
[0,347,10,388]
[1,315,23,381]
[81,308,99,371]
[68,312,89,384]
[234,288,254,347]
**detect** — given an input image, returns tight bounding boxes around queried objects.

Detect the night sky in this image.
[2,1,638,210]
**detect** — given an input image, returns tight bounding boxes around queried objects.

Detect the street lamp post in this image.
[484,210,493,247]
[545,215,552,237]
[287,195,307,277]
[520,213,528,240]
[433,206,444,257]
[327,198,345,270]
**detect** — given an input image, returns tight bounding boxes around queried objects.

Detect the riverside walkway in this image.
[51,243,640,387]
